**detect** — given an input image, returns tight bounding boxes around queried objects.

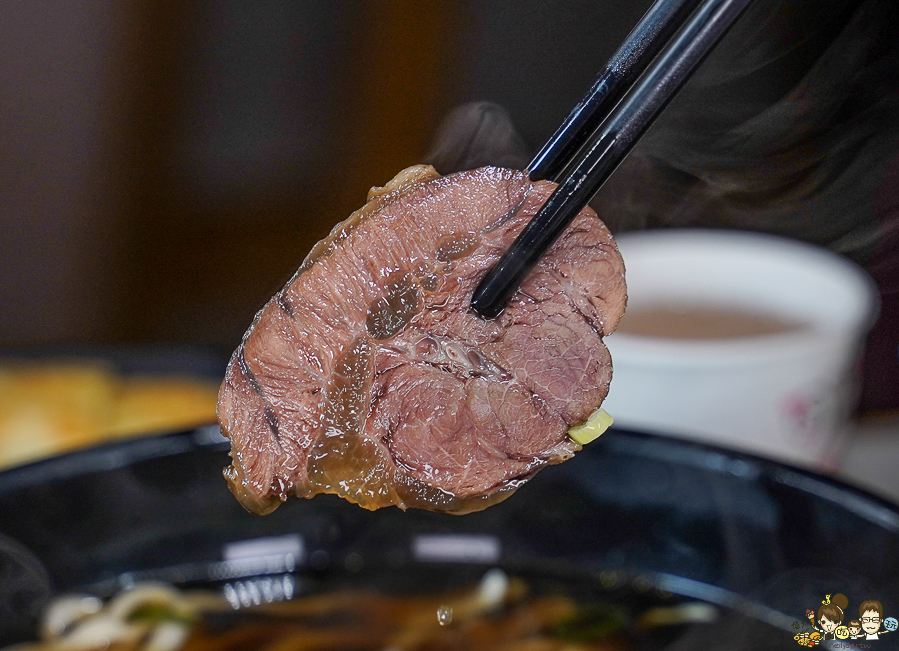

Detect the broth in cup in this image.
[617,305,805,340]
[602,229,877,470]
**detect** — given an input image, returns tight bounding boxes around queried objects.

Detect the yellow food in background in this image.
[0,360,219,469]
[112,378,220,438]
[0,359,613,470]
[0,362,117,468]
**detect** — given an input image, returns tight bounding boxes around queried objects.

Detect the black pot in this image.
[1,421,897,649]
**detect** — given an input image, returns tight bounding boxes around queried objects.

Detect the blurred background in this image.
[0,0,662,350]
[0,1,897,485]
[0,0,659,467]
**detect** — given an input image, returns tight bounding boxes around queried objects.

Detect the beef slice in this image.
[218,165,626,514]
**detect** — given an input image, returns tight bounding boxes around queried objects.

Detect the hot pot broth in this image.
[15,569,740,651]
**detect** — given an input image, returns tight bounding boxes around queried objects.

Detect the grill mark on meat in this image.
[565,240,625,336]
[483,188,529,232]
[276,292,294,318]
[236,340,284,440]
[263,404,281,440]
[554,272,605,340]
[237,347,264,396]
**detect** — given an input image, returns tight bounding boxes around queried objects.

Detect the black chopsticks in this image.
[528,0,703,183]
[471,0,753,319]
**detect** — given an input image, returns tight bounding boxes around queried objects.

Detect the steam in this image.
[600,0,899,267]
[428,0,899,266]
[424,102,529,176]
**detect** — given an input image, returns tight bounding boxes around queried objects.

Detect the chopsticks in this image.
[470,0,753,319]
[528,0,703,183]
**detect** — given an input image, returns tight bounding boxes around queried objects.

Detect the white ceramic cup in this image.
[602,229,879,471]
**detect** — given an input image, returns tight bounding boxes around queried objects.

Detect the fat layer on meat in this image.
[217,165,626,514]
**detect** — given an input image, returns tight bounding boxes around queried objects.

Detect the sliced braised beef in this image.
[218,165,626,514]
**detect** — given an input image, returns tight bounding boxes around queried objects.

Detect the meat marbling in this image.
[218,165,626,515]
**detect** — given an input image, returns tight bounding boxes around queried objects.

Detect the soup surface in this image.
[616,305,804,340]
[13,572,734,651]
